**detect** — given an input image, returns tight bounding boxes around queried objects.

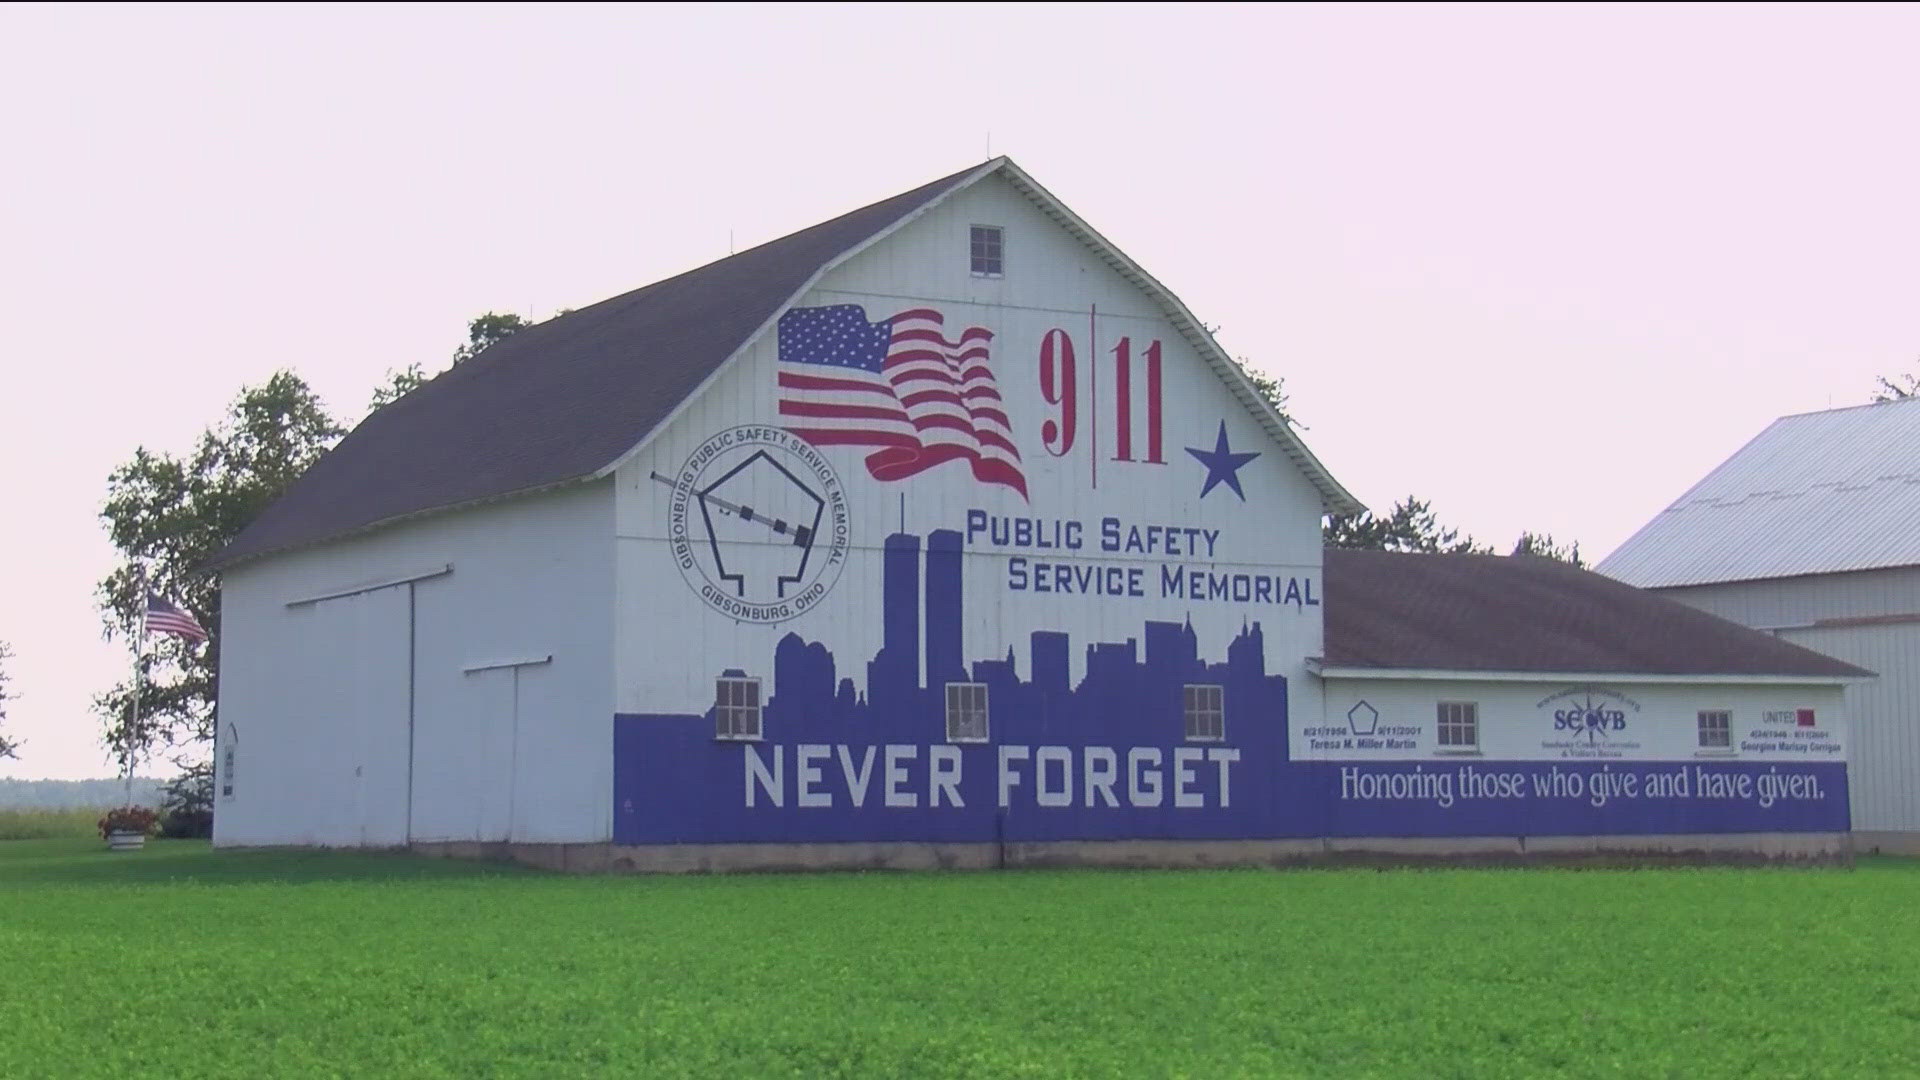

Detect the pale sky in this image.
[4,3,1917,780]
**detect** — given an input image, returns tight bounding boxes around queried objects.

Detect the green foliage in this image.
[1237,361,1294,427]
[157,761,213,839]
[98,311,560,768]
[450,311,533,365]
[1511,531,1587,567]
[1325,495,1492,553]
[367,362,429,412]
[95,372,344,770]
[1325,502,1590,566]
[1225,357,1578,562]
[0,641,16,760]
[2,844,1919,1076]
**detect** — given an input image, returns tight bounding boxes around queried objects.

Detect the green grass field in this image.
[3,839,1916,1078]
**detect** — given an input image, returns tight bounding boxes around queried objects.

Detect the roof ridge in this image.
[1773,394,1920,422]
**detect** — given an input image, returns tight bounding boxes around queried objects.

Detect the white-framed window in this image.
[1697,709,1732,750]
[715,677,762,740]
[969,225,1004,276]
[1437,701,1479,751]
[946,682,990,742]
[1184,684,1225,742]
[220,743,236,801]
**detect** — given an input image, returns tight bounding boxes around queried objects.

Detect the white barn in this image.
[209,159,1864,869]
[1601,398,1920,854]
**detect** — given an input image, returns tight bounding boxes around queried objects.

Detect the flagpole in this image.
[127,563,146,808]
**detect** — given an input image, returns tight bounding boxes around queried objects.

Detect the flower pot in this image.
[107,830,146,852]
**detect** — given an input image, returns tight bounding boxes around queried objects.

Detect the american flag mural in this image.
[776,304,1028,499]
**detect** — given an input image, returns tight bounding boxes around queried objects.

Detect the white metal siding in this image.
[1776,623,1920,832]
[1656,566,1920,627]
[213,585,409,846]
[216,481,615,848]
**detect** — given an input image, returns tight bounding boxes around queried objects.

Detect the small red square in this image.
[1797,708,1817,727]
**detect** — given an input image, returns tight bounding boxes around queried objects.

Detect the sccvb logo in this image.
[1554,704,1626,738]
[1537,688,1642,754]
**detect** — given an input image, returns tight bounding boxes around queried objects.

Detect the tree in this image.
[1225,350,1295,428]
[367,362,429,412]
[369,312,535,413]
[1873,374,1918,403]
[451,311,533,364]
[157,760,214,838]
[1510,531,1586,567]
[95,372,344,771]
[1324,496,1492,554]
[0,641,18,760]
[1222,350,1581,561]
[1240,365,1294,427]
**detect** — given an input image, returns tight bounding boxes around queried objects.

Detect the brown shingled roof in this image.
[211,162,989,570]
[1323,548,1870,679]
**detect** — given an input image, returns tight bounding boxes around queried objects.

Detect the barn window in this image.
[1697,709,1732,750]
[969,225,1003,277]
[1436,701,1479,751]
[1183,684,1225,742]
[714,677,762,740]
[945,683,990,742]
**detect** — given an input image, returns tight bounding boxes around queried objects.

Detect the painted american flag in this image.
[776,304,1028,499]
[145,594,208,642]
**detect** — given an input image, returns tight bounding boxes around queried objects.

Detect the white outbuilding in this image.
[208,158,1865,869]
[1601,398,1920,853]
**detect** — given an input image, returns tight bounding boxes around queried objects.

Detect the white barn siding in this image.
[1773,623,1920,835]
[1655,566,1920,627]
[215,481,615,848]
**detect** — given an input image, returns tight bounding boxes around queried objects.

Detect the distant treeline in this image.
[0,777,163,809]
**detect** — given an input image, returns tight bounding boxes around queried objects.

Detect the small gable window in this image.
[970,225,1004,277]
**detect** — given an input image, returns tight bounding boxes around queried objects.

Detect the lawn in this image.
[2,840,1916,1078]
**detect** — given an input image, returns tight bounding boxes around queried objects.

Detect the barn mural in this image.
[612,272,1848,845]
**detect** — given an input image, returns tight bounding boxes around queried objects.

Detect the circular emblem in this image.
[660,426,851,624]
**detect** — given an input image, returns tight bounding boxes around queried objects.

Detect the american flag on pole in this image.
[145,594,208,642]
[776,304,1028,500]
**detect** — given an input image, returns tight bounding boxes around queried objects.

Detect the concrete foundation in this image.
[406,832,1854,873]
[1851,831,1920,856]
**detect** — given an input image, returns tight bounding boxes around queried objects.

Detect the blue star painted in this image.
[1185,421,1260,500]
